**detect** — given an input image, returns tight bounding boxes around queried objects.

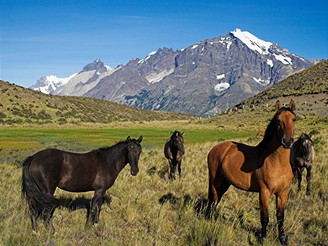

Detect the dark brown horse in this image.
[290,133,315,195]
[22,136,143,232]
[164,131,185,179]
[207,107,296,245]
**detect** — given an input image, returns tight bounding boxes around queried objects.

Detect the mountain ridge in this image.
[30,29,314,117]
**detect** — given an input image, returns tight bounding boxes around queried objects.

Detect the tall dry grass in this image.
[0,128,327,245]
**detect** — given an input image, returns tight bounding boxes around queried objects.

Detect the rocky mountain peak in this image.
[81,59,110,73]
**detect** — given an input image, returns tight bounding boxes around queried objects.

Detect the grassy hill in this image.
[0,80,195,125]
[235,59,328,116]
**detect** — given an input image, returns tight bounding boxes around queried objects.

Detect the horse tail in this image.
[22,156,58,217]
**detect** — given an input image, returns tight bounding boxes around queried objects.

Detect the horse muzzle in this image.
[282,137,294,148]
[130,167,139,176]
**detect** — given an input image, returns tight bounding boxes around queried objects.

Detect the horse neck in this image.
[256,134,290,167]
[257,128,284,158]
[104,143,128,174]
[169,139,177,153]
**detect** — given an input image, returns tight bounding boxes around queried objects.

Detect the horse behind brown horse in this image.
[164,131,185,179]
[290,133,315,195]
[207,107,296,245]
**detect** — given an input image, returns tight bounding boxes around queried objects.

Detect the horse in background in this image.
[164,131,185,180]
[207,107,296,245]
[290,133,315,195]
[22,136,143,232]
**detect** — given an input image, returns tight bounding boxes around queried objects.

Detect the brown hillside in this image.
[0,80,194,125]
[238,60,328,116]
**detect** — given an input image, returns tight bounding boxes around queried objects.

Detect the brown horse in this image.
[290,133,315,195]
[207,107,296,245]
[22,136,143,232]
[164,131,185,179]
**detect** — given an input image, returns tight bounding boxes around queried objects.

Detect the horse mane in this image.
[97,140,130,165]
[258,107,295,151]
[170,131,183,140]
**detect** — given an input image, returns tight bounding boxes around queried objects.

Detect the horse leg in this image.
[31,179,57,232]
[169,160,176,180]
[259,189,270,242]
[88,189,106,224]
[30,208,38,233]
[206,174,230,219]
[276,189,289,245]
[297,168,303,192]
[168,160,173,179]
[217,179,230,202]
[178,160,182,178]
[43,206,56,231]
[206,177,217,219]
[306,166,312,195]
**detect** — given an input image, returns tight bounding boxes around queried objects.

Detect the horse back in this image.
[208,141,262,191]
[208,141,238,176]
[29,148,108,193]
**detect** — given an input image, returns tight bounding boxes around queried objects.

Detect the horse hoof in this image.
[279,235,288,245]
[259,236,265,244]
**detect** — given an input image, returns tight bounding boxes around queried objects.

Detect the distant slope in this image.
[0,80,194,125]
[237,60,328,116]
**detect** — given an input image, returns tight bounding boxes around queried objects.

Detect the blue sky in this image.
[1,0,327,87]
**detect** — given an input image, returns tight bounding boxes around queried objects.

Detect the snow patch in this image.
[138,51,157,64]
[231,28,272,55]
[273,54,293,65]
[253,77,270,86]
[191,44,199,50]
[267,59,274,67]
[146,68,174,84]
[105,65,112,70]
[216,74,225,80]
[218,37,233,51]
[214,82,230,92]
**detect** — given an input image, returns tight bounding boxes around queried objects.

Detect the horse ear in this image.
[275,100,281,111]
[289,99,296,111]
[137,136,143,143]
[127,136,131,141]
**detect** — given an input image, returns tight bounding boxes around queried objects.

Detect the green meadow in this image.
[0,115,327,245]
[0,124,253,164]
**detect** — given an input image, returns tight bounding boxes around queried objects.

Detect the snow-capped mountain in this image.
[30,29,313,117]
[101,28,312,116]
[53,59,114,96]
[30,74,77,94]
[31,59,113,96]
